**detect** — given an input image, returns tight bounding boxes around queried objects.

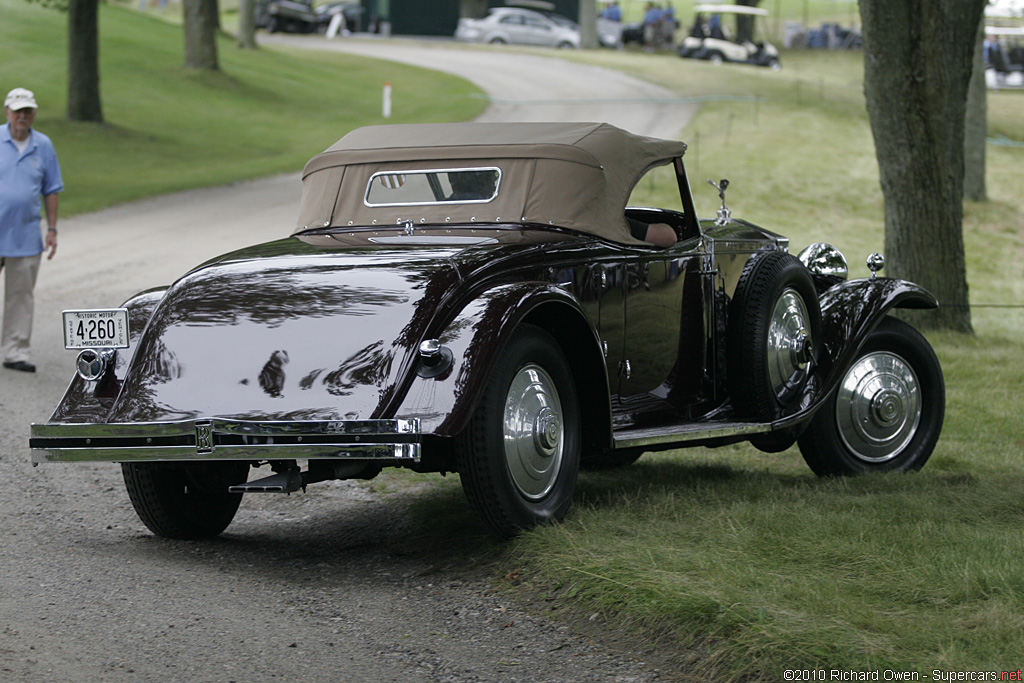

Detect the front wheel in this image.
[798,317,944,477]
[122,461,250,539]
[456,325,580,538]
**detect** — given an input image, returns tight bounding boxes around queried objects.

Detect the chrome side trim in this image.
[613,420,775,450]
[30,418,421,464]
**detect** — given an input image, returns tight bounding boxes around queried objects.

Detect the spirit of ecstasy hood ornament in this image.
[707,178,731,226]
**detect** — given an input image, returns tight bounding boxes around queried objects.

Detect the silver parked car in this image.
[455,7,580,49]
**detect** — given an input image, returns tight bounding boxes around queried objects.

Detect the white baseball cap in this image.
[4,88,38,111]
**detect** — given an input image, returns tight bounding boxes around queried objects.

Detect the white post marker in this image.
[326,12,344,38]
[382,81,392,118]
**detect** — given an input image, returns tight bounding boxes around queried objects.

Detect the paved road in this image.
[262,35,696,140]
[0,38,695,681]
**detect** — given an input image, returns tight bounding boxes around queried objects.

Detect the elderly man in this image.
[1,88,63,373]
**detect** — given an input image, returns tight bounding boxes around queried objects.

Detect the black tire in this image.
[707,51,724,64]
[488,37,507,45]
[122,461,250,539]
[456,324,580,538]
[727,251,821,420]
[798,317,945,477]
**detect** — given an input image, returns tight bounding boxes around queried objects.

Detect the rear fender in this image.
[394,283,610,446]
[49,288,168,424]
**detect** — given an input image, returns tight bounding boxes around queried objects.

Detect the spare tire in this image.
[726,251,821,421]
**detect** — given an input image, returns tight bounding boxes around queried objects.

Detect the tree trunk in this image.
[963,17,987,202]
[578,0,597,49]
[735,0,761,44]
[184,0,219,70]
[859,0,984,333]
[458,0,488,19]
[67,0,103,123]
[237,0,257,49]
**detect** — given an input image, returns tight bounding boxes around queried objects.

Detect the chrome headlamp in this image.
[797,243,849,281]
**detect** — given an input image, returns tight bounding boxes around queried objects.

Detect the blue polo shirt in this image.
[1,122,64,257]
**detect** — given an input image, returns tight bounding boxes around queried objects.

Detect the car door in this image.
[606,161,711,423]
[521,14,556,46]
[496,13,527,44]
[619,248,705,400]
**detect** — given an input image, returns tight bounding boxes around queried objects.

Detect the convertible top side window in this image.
[365,167,502,207]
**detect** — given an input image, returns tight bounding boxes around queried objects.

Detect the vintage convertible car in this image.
[30,122,945,539]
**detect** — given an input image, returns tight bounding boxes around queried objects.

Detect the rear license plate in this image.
[62,309,130,349]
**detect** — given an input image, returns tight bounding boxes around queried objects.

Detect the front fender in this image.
[778,276,937,428]
[394,282,606,438]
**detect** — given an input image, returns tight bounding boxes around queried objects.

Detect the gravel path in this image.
[0,37,695,682]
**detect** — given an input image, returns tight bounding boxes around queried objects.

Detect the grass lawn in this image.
[0,0,486,216]
[500,48,1024,679]
[5,1,1023,678]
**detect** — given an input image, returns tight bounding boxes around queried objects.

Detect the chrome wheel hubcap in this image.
[767,287,814,403]
[503,363,564,500]
[836,351,921,463]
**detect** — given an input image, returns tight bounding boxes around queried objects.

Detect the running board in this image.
[229,470,303,494]
[613,419,775,450]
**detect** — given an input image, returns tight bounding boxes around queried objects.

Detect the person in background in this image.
[643,2,663,51]
[601,1,622,22]
[1,87,63,373]
[661,3,678,45]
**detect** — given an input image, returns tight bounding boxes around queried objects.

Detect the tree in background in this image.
[458,0,488,19]
[184,0,219,69]
[734,0,761,44]
[237,0,257,49]
[578,0,597,48]
[24,0,103,122]
[963,18,987,202]
[67,0,103,121]
[859,0,986,333]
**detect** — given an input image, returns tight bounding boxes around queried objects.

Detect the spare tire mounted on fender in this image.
[727,251,821,421]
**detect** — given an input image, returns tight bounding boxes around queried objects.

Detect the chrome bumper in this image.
[30,418,421,464]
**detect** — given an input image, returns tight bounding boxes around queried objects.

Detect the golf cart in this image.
[678,3,780,70]
[985,26,1024,89]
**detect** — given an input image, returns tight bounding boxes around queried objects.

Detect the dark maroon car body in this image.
[31,123,945,538]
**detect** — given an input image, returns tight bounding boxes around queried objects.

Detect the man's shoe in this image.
[3,360,36,373]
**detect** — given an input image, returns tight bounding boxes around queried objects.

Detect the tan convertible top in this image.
[295,122,687,244]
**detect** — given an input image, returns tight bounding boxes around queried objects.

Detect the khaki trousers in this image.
[0,253,42,364]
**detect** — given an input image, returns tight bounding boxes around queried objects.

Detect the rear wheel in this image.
[707,51,724,64]
[122,461,250,539]
[456,325,580,538]
[798,317,944,477]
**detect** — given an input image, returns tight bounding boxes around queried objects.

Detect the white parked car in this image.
[455,7,580,49]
